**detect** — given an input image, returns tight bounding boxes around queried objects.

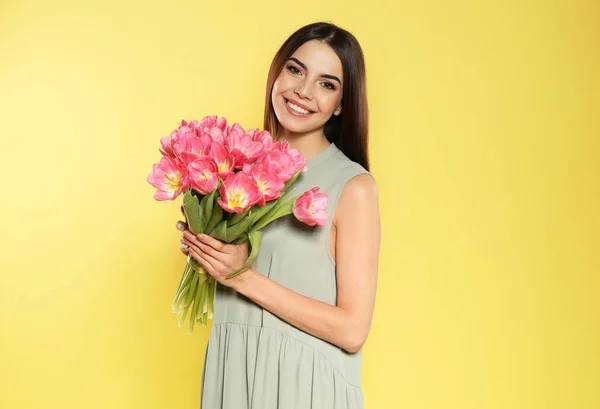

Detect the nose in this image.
[294,80,313,100]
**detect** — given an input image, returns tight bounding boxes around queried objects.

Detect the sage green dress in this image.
[200,142,370,409]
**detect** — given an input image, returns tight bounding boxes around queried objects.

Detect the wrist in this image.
[228,267,258,293]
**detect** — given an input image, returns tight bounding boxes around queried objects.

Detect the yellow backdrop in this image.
[1,1,598,408]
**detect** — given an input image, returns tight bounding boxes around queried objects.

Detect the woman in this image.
[178,21,380,409]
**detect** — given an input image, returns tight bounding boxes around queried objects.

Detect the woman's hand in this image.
[176,207,250,288]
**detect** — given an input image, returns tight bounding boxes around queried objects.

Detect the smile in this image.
[284,98,315,116]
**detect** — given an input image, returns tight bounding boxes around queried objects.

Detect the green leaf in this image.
[251,189,295,232]
[284,168,303,190]
[224,208,264,242]
[205,193,223,235]
[201,189,217,232]
[182,189,203,235]
[228,206,249,226]
[210,220,228,242]
[226,230,263,279]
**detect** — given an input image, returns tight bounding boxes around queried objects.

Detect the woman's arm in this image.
[232,174,380,353]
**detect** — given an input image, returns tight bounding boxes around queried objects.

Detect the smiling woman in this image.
[263,24,370,171]
[178,21,380,409]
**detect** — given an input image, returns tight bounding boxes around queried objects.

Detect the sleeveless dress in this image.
[200,142,370,409]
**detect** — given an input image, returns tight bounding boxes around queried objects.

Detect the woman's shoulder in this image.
[327,145,373,183]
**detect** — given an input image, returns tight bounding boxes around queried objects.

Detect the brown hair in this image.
[263,22,370,171]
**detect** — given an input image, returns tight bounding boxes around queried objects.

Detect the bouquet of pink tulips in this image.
[147,115,329,334]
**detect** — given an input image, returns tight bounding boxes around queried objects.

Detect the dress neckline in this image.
[306,142,338,169]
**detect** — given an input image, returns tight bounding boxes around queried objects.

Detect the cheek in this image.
[318,94,340,113]
[273,72,297,94]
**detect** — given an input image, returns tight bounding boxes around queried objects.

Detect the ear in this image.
[334,104,342,116]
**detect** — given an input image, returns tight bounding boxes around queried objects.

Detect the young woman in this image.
[178,21,380,409]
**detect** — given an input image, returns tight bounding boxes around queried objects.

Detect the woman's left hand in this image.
[180,230,250,288]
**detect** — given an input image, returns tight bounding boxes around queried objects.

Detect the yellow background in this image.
[1,0,598,408]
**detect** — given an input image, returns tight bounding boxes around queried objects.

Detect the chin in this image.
[277,117,313,134]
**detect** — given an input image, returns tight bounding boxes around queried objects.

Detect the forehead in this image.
[290,40,343,81]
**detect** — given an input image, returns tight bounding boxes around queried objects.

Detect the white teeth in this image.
[287,100,312,114]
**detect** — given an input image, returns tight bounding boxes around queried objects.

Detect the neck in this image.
[277,127,331,161]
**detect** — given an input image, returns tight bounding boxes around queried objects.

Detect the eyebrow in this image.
[288,57,341,85]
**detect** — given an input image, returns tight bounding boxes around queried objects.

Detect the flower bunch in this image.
[147,115,329,334]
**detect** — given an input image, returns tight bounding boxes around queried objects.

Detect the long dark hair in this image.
[263,22,370,171]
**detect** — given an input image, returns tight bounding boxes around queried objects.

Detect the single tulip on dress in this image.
[293,187,329,226]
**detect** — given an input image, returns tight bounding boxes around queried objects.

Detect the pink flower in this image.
[273,140,307,173]
[187,157,219,195]
[218,172,261,213]
[208,142,235,180]
[287,146,308,173]
[198,115,228,135]
[175,133,213,167]
[159,135,178,160]
[207,127,225,144]
[243,163,285,206]
[159,120,213,164]
[293,187,329,226]
[227,127,264,169]
[247,128,274,153]
[259,149,296,182]
[159,121,192,160]
[147,157,188,200]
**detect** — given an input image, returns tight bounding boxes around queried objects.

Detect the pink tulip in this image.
[227,127,264,169]
[187,157,219,195]
[287,146,308,173]
[247,129,274,153]
[147,156,189,201]
[198,115,217,129]
[293,187,329,226]
[182,119,202,133]
[242,163,285,206]
[208,142,235,180]
[259,149,296,182]
[175,133,213,166]
[198,115,228,135]
[159,135,178,160]
[273,140,307,173]
[218,172,261,213]
[207,127,226,144]
[159,122,190,160]
[159,120,210,162]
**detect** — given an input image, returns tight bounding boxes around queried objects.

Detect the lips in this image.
[284,97,315,113]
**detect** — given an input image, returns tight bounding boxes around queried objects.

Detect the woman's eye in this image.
[322,82,335,90]
[287,65,301,74]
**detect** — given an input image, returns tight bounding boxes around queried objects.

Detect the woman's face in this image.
[271,40,344,136]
